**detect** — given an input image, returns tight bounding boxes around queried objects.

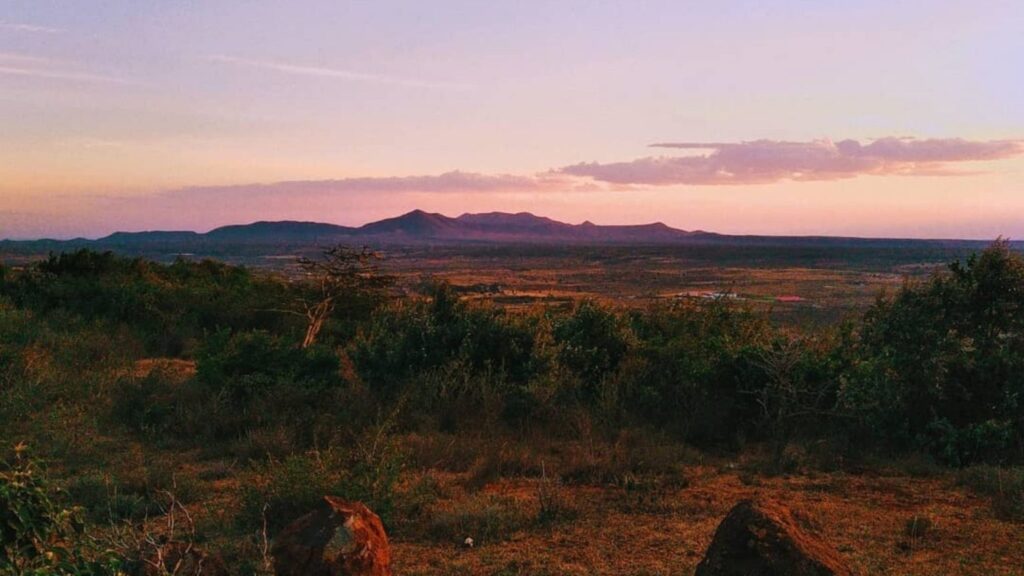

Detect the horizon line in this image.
[0,208,1016,244]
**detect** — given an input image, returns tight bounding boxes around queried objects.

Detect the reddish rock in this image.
[141,542,228,576]
[695,499,855,576]
[271,497,392,576]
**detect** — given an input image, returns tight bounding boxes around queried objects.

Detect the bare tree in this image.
[745,337,834,472]
[105,489,201,576]
[290,246,394,348]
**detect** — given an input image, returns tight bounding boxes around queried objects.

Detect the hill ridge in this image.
[3,210,1013,249]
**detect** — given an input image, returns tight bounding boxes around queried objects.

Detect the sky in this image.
[1,0,1022,239]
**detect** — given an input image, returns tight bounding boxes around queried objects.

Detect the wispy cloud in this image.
[47,172,579,237]
[0,65,137,85]
[83,137,1024,218]
[208,54,473,90]
[0,52,137,85]
[0,51,52,64]
[561,138,1024,185]
[0,21,63,34]
[161,171,573,202]
[56,137,133,150]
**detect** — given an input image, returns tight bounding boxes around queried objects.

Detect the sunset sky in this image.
[1,1,1022,239]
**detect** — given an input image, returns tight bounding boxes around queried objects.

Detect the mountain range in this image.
[1,210,1008,254]
[94,210,706,246]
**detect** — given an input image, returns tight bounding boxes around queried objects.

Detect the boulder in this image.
[141,542,228,576]
[271,497,392,576]
[695,499,855,576]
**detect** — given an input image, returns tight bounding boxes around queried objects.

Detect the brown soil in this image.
[389,467,1024,576]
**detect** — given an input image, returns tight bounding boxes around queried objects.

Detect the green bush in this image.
[552,301,631,399]
[350,282,544,407]
[110,371,179,437]
[842,241,1024,464]
[197,330,340,402]
[240,428,406,534]
[0,448,124,575]
[0,250,296,356]
[7,241,1024,492]
[625,301,774,444]
[173,330,345,443]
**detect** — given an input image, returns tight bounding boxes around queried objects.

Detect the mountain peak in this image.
[358,209,456,236]
[74,210,701,246]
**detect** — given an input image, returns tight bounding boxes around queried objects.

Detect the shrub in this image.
[0,250,296,356]
[552,301,631,400]
[240,427,406,534]
[535,471,578,526]
[557,429,694,486]
[240,452,339,534]
[626,301,774,444]
[464,444,543,491]
[958,465,1024,522]
[0,447,124,575]
[349,284,544,424]
[110,370,179,437]
[196,330,341,403]
[65,474,148,523]
[903,515,934,540]
[842,241,1024,464]
[189,330,345,442]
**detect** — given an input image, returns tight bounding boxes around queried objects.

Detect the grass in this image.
[9,425,1024,575]
[421,493,533,545]
[958,466,1024,523]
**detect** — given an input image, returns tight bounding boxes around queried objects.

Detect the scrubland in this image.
[2,244,1023,575]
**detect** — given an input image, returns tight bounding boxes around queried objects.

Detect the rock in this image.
[695,499,855,576]
[141,542,228,576]
[271,497,392,576]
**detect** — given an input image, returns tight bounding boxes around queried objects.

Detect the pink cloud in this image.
[163,171,567,200]
[54,172,582,235]
[8,136,1022,238]
[561,137,1024,185]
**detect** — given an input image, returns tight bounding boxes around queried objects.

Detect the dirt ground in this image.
[391,466,1024,576]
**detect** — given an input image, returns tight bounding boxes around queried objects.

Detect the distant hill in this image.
[344,210,699,243]
[357,209,463,237]
[0,210,1013,260]
[206,221,355,243]
[100,231,202,245]
[109,210,701,245]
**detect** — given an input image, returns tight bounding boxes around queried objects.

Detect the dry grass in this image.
[69,432,1024,575]
[129,358,196,381]
[389,464,1024,575]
